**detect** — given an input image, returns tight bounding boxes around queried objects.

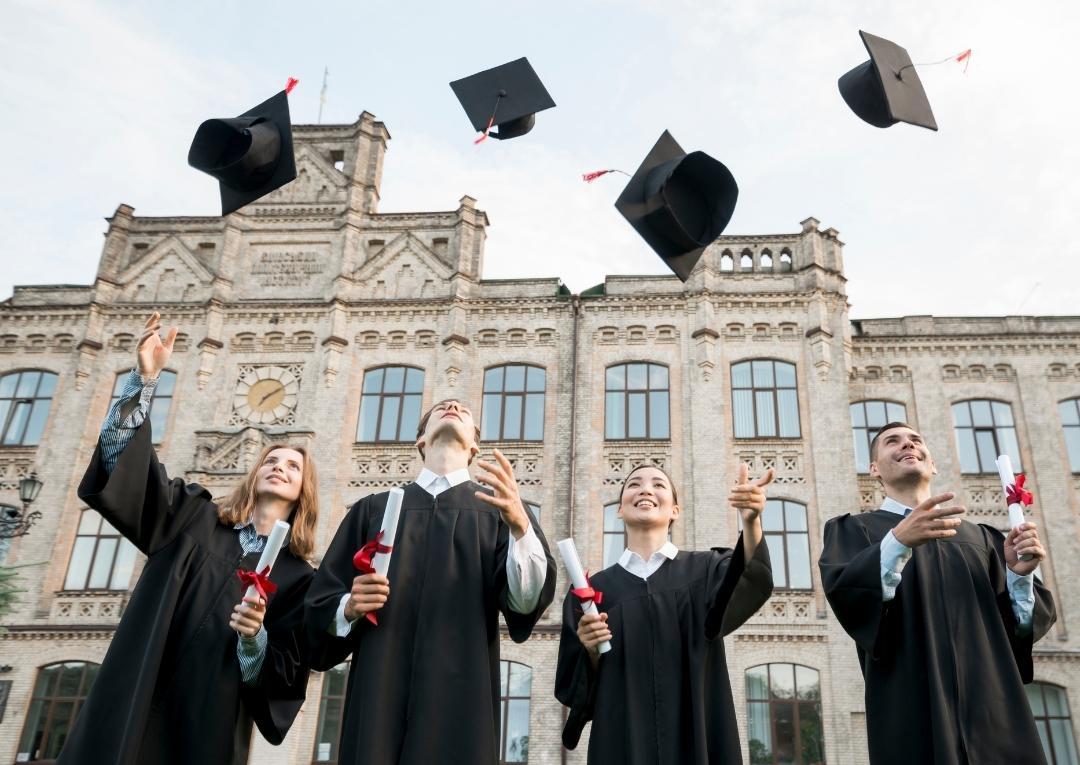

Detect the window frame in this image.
[1027,681,1080,765]
[0,369,59,446]
[16,661,99,763]
[62,509,138,592]
[110,368,177,445]
[602,501,627,569]
[604,362,671,441]
[481,364,547,442]
[731,359,801,439]
[951,399,1022,475]
[745,662,825,765]
[355,365,425,443]
[1059,398,1080,474]
[498,660,532,763]
[761,499,812,591]
[311,662,350,764]
[850,400,909,474]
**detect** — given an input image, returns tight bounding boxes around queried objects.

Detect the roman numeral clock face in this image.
[233,365,300,424]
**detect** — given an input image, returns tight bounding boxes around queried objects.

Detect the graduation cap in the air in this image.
[450,57,556,142]
[613,130,738,282]
[188,88,297,215]
[839,31,938,131]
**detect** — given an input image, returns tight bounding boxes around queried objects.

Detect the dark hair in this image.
[415,399,482,461]
[869,422,914,463]
[620,465,680,528]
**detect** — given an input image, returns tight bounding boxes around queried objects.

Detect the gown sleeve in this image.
[981,524,1057,682]
[494,498,557,643]
[818,514,898,657]
[240,568,315,744]
[704,533,774,639]
[554,587,599,750]
[77,418,211,555]
[305,498,370,671]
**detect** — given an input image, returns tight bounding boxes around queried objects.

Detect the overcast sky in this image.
[2,0,1077,319]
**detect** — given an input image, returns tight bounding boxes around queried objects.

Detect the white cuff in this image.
[506,523,547,614]
[330,592,357,637]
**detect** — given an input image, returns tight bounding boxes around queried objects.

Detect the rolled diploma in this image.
[995,454,1033,561]
[244,519,291,601]
[556,537,611,655]
[372,487,404,577]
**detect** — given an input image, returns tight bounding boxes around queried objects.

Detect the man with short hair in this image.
[307,398,556,765]
[819,422,1056,765]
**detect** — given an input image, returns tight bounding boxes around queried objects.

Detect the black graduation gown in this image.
[305,481,557,765]
[819,510,1057,765]
[59,421,314,765]
[554,537,773,765]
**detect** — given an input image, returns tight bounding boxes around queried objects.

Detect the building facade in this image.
[1,112,1079,765]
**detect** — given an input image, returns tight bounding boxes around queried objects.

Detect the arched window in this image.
[1059,399,1080,473]
[746,663,824,765]
[732,360,800,438]
[779,250,793,271]
[1027,682,1079,765]
[481,365,546,441]
[16,662,99,762]
[762,500,812,590]
[720,252,735,272]
[605,363,670,440]
[356,366,424,442]
[952,400,1021,474]
[312,663,349,763]
[760,250,774,269]
[741,251,754,270]
[499,661,532,763]
[111,369,177,444]
[63,509,138,591]
[603,502,626,569]
[0,370,58,446]
[850,401,908,473]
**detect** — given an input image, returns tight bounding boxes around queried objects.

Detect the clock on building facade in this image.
[230,364,302,425]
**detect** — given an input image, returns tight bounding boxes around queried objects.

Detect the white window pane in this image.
[526,366,545,392]
[748,701,772,763]
[752,360,774,387]
[755,392,776,437]
[383,366,405,392]
[404,368,424,393]
[1064,428,1080,472]
[649,391,669,439]
[504,365,526,392]
[507,663,532,696]
[606,392,625,439]
[956,429,980,473]
[606,365,625,391]
[952,402,971,426]
[1046,686,1068,717]
[649,364,668,389]
[866,401,886,426]
[784,502,807,531]
[1027,685,1046,716]
[628,393,647,438]
[603,504,622,532]
[16,371,41,398]
[3,401,30,444]
[733,390,755,438]
[503,698,530,762]
[0,374,17,397]
[746,666,769,700]
[362,368,384,394]
[481,394,502,441]
[484,366,504,392]
[400,395,422,441]
[604,532,624,569]
[65,538,96,590]
[37,372,58,397]
[627,364,648,390]
[357,395,379,441]
[975,430,998,473]
[762,501,784,531]
[887,402,907,422]
[1035,720,1052,765]
[77,510,101,535]
[378,398,400,441]
[88,538,118,588]
[992,401,1014,426]
[854,429,870,473]
[777,390,800,437]
[998,428,1022,472]
[971,400,993,427]
[1061,401,1080,426]
[786,534,812,589]
[23,400,51,444]
[1051,719,1080,765]
[850,403,865,427]
[795,666,820,700]
[148,398,170,443]
[770,663,796,699]
[774,362,796,388]
[109,540,137,589]
[155,370,177,396]
[503,396,523,440]
[731,362,752,388]
[523,394,544,440]
[766,535,786,588]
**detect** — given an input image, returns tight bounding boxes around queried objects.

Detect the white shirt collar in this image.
[416,467,471,492]
[622,540,678,570]
[880,496,910,516]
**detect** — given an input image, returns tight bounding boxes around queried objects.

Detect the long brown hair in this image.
[216,443,319,561]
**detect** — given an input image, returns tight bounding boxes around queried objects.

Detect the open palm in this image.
[137,312,178,379]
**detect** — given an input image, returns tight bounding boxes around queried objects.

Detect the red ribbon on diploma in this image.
[352,531,394,625]
[1006,474,1034,506]
[236,565,278,601]
[572,572,603,607]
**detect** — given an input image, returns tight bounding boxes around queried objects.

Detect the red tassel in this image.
[474,115,495,145]
[582,169,629,183]
[955,49,972,73]
[285,77,299,95]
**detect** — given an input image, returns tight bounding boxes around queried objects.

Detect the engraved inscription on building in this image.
[251,251,325,287]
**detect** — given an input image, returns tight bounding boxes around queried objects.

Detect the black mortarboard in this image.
[614,131,738,282]
[450,58,556,140]
[839,31,938,131]
[188,90,297,215]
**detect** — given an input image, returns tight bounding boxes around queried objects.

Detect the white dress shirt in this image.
[332,467,548,636]
[618,541,679,580]
[877,495,1035,632]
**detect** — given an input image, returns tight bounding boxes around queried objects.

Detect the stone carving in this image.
[735,442,807,485]
[603,443,671,486]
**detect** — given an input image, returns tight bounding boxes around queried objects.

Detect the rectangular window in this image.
[952,400,1021,474]
[605,363,670,441]
[64,510,138,591]
[732,361,800,439]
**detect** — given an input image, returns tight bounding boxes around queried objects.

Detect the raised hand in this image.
[229,594,266,638]
[727,463,775,524]
[891,492,965,548]
[343,573,390,622]
[475,449,530,539]
[1005,522,1045,576]
[137,312,178,380]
